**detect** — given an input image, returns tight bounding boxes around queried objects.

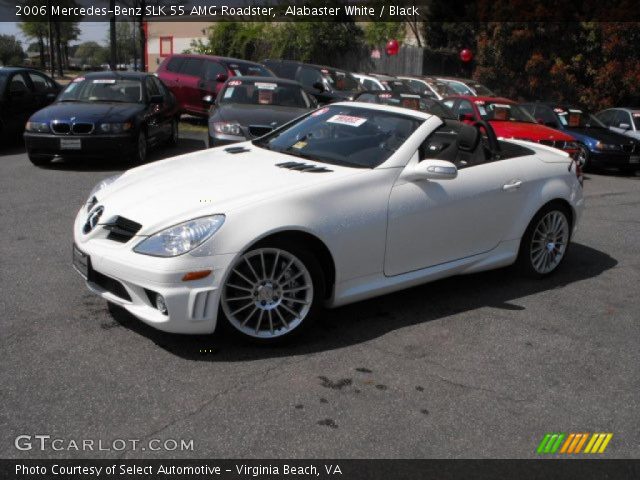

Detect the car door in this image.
[6,72,35,133]
[610,110,634,136]
[26,71,58,111]
[203,60,228,101]
[384,123,527,276]
[177,57,205,115]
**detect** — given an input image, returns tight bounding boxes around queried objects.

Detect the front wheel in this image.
[576,144,590,171]
[516,204,571,278]
[220,245,324,344]
[130,130,147,164]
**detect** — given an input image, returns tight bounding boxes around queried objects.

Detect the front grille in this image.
[51,121,71,134]
[248,125,273,137]
[72,122,94,134]
[90,270,131,301]
[50,121,94,135]
[103,216,142,243]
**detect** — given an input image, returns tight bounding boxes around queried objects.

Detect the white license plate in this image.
[630,155,640,164]
[60,138,81,150]
[72,244,89,279]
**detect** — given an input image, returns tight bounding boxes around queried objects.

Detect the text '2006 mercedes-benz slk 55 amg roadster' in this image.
[73,102,584,343]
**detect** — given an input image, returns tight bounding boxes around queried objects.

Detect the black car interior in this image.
[419,120,534,168]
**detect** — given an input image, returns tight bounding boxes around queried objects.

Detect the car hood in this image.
[213,103,309,127]
[566,127,637,146]
[490,121,575,141]
[30,101,143,123]
[95,143,367,235]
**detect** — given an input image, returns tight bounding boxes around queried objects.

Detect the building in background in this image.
[145,21,210,71]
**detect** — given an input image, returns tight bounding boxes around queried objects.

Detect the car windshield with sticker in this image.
[219,81,312,108]
[253,105,423,168]
[58,77,143,103]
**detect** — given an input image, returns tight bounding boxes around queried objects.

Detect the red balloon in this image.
[386,39,399,56]
[460,49,474,63]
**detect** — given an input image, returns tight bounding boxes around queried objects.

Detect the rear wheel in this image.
[221,244,324,344]
[516,203,571,278]
[28,153,53,167]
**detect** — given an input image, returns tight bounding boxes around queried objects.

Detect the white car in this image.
[73,102,584,343]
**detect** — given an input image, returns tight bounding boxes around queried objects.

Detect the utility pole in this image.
[47,0,55,78]
[109,0,116,70]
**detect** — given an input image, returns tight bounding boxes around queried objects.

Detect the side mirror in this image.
[407,159,458,181]
[459,113,474,123]
[202,95,214,105]
[312,81,325,92]
[149,94,164,104]
[216,73,228,82]
[619,123,631,130]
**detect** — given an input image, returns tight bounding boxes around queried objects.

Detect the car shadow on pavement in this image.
[106,242,617,361]
[38,136,207,172]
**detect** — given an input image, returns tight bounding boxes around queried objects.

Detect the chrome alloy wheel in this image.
[530,211,569,274]
[576,145,589,168]
[221,248,314,339]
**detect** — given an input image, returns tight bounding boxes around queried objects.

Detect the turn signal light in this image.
[181,270,212,281]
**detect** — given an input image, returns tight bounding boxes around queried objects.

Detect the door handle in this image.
[503,180,522,191]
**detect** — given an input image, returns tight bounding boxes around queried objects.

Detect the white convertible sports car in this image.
[73,102,584,342]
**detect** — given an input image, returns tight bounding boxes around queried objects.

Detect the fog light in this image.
[155,294,168,315]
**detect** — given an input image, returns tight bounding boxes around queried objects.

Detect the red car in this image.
[443,96,579,156]
[156,54,274,117]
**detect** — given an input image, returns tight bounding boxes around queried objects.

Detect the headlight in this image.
[212,121,241,136]
[86,174,122,210]
[133,215,225,257]
[595,141,621,151]
[99,122,133,133]
[25,121,50,133]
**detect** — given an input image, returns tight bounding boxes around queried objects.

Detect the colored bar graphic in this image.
[537,433,613,454]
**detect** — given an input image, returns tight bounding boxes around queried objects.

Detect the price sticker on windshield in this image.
[228,80,242,87]
[255,82,277,90]
[92,79,116,84]
[73,76,85,83]
[311,107,330,117]
[327,115,367,127]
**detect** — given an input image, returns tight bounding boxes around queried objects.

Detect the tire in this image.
[576,144,590,171]
[516,202,571,278]
[167,118,178,146]
[28,153,53,167]
[130,130,147,164]
[220,243,325,344]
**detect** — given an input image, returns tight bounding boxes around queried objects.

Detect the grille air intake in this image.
[103,216,142,243]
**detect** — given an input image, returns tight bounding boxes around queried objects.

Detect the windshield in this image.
[471,83,495,96]
[59,77,142,103]
[443,80,474,95]
[220,80,311,108]
[380,79,414,94]
[323,69,360,91]
[477,101,536,123]
[227,62,273,77]
[554,108,606,128]
[253,105,423,168]
[357,93,455,119]
[428,81,455,97]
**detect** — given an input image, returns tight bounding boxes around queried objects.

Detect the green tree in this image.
[75,41,108,67]
[19,22,48,67]
[362,22,406,48]
[0,34,25,66]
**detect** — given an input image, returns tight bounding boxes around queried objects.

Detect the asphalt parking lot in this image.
[1,134,639,459]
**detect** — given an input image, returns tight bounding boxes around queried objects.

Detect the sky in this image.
[1,21,108,47]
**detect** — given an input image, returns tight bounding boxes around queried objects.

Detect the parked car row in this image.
[4,55,639,174]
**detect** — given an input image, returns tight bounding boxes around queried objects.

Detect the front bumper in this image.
[24,132,137,158]
[73,210,236,334]
[589,150,640,168]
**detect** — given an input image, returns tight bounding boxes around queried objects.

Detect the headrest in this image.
[458,123,480,152]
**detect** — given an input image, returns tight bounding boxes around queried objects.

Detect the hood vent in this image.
[224,146,250,154]
[276,161,332,173]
